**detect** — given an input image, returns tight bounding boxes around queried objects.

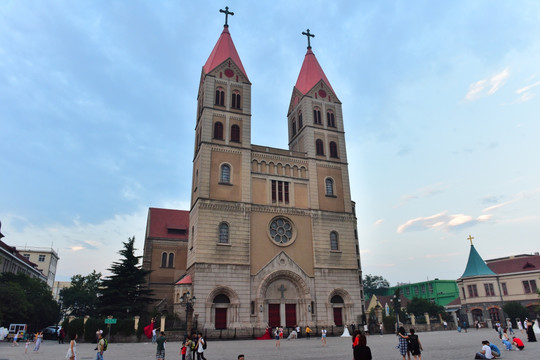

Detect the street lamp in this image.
[391,294,401,334]
[181,291,196,336]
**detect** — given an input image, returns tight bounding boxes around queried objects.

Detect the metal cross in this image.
[278,284,287,299]
[302,29,315,49]
[219,6,234,27]
[467,235,474,245]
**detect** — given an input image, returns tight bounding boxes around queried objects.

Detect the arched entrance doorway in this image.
[213,294,230,329]
[331,295,344,326]
[257,270,311,328]
[471,308,484,323]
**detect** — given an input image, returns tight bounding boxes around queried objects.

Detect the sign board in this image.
[104,318,117,324]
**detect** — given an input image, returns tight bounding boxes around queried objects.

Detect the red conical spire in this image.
[203,26,248,80]
[295,48,335,95]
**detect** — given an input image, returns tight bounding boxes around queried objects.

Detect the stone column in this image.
[452,311,458,327]
[424,313,430,331]
[160,315,166,332]
[134,316,140,331]
[84,315,90,324]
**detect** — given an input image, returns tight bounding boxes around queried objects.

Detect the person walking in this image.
[379,323,383,336]
[526,319,537,342]
[12,331,19,346]
[407,329,423,360]
[274,327,280,348]
[96,332,105,360]
[353,333,372,360]
[59,327,65,344]
[321,327,327,345]
[156,331,166,360]
[305,326,312,339]
[66,334,77,360]
[397,327,409,360]
[196,332,207,360]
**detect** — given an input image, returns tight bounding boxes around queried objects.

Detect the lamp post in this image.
[391,294,401,334]
[181,291,196,336]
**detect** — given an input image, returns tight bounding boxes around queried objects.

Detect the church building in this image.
[143,9,365,338]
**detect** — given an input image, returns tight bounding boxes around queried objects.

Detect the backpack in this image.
[407,335,418,351]
[102,338,108,351]
[202,338,207,350]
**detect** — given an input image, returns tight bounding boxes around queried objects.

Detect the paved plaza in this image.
[1,328,538,360]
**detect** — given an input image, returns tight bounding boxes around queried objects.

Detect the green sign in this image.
[104,318,117,324]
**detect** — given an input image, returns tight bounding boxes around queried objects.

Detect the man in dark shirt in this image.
[156,331,166,360]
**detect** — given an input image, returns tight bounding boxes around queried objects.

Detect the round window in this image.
[268,217,295,245]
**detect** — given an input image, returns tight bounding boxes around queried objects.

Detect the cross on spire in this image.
[278,284,287,299]
[467,235,474,245]
[219,6,234,27]
[302,29,315,49]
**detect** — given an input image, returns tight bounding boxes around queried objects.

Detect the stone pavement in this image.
[1,328,538,360]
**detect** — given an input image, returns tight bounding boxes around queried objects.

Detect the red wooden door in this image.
[268,304,280,327]
[285,304,296,327]
[333,307,343,326]
[215,308,227,329]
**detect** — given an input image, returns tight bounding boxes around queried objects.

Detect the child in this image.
[181,341,187,360]
[25,339,30,354]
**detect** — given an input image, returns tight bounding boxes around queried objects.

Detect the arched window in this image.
[219,222,229,243]
[168,253,174,268]
[313,107,322,124]
[231,90,241,109]
[330,231,339,250]
[298,111,303,128]
[292,120,297,136]
[325,178,334,196]
[214,122,224,140]
[220,164,231,183]
[214,294,231,303]
[330,141,338,158]
[316,139,324,155]
[327,110,335,127]
[215,87,225,106]
[231,124,240,142]
[161,252,167,267]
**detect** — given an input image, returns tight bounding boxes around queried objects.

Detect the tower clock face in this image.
[268,217,295,245]
[224,69,234,78]
[318,89,327,98]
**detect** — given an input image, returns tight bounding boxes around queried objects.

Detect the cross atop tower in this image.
[467,235,474,245]
[302,29,315,49]
[219,6,234,27]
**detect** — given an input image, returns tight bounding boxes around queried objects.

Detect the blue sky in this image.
[1,1,539,284]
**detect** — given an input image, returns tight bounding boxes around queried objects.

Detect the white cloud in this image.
[396,182,447,208]
[397,212,491,233]
[1,209,148,279]
[374,219,385,226]
[465,68,510,101]
[513,80,540,103]
[482,188,540,213]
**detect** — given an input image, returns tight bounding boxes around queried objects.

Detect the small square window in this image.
[38,255,46,262]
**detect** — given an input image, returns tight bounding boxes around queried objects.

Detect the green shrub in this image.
[383,316,396,332]
[84,318,104,342]
[67,318,84,339]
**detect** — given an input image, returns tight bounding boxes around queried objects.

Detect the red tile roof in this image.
[147,208,189,240]
[203,26,248,80]
[445,297,462,307]
[175,274,192,285]
[295,48,335,95]
[0,239,40,269]
[375,294,410,308]
[486,254,540,275]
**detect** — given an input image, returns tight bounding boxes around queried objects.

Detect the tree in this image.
[406,297,445,317]
[363,274,390,298]
[59,270,102,317]
[98,237,154,318]
[0,272,59,330]
[503,302,529,326]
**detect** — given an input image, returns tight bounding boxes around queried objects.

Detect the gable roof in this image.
[460,245,496,278]
[203,26,248,80]
[147,207,189,240]
[294,48,335,95]
[486,254,540,275]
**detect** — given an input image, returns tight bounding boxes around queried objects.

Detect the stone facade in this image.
[144,22,365,338]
